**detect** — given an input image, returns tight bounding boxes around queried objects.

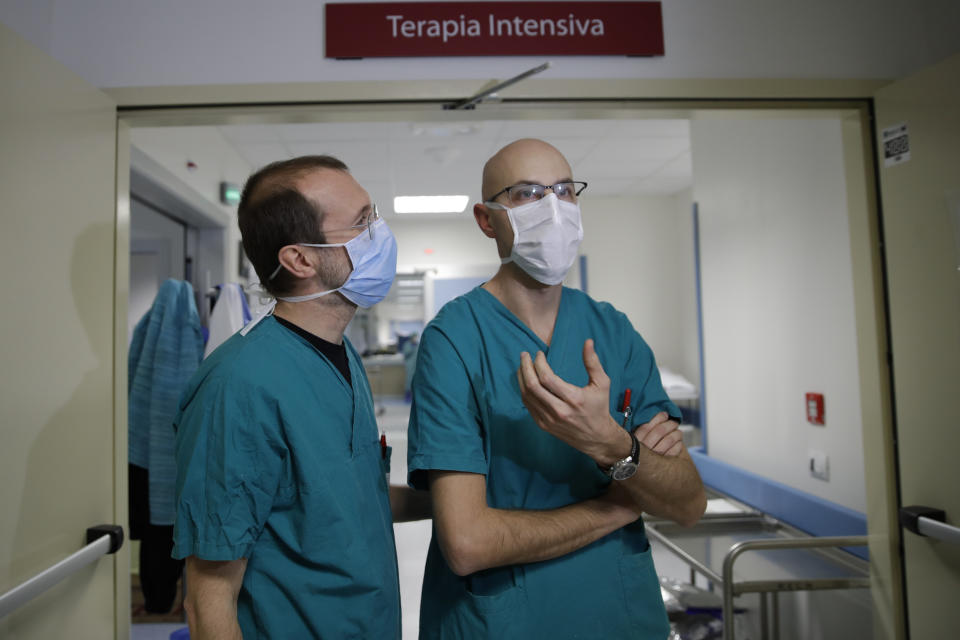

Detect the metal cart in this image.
[645,495,869,639]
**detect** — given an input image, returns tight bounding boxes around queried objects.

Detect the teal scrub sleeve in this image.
[407,325,486,491]
[172,374,288,561]
[620,321,682,428]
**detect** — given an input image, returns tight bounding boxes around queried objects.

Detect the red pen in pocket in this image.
[620,389,632,428]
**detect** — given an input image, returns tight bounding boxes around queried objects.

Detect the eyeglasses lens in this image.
[508,185,542,205]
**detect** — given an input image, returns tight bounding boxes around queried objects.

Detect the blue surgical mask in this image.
[280,218,398,308]
[240,218,398,337]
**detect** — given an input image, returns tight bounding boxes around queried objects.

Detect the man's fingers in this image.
[532,351,578,403]
[635,414,681,453]
[517,357,549,416]
[582,339,609,387]
[640,423,679,451]
[650,429,684,455]
[664,441,684,457]
[648,411,671,427]
[633,412,670,440]
[518,351,567,419]
[518,351,536,387]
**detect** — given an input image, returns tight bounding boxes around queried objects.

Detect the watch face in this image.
[611,461,639,481]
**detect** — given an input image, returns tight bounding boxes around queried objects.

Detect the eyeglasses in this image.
[313,204,381,241]
[485,181,588,207]
[268,205,380,280]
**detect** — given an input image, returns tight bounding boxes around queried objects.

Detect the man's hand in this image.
[517,338,628,466]
[635,412,684,457]
[516,338,705,527]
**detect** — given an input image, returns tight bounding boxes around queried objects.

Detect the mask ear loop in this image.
[499,206,521,267]
[481,201,519,267]
[240,283,277,336]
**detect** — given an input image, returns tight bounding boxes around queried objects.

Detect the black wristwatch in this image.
[602,431,640,481]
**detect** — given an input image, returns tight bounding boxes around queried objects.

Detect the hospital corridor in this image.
[2,2,959,639]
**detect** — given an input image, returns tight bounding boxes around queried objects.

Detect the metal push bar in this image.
[900,505,960,545]
[0,525,123,619]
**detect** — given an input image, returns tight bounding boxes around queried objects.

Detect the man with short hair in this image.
[408,139,706,638]
[172,155,429,639]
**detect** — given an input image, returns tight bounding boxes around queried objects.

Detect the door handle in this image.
[899,505,960,545]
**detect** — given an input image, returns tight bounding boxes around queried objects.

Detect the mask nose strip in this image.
[546,193,561,224]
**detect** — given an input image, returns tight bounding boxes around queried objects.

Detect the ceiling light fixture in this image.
[394,195,469,214]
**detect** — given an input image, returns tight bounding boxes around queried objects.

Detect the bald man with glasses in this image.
[407,138,706,639]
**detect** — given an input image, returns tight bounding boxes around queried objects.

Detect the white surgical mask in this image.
[495,193,583,286]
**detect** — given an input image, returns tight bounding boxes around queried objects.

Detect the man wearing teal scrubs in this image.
[408,139,707,638]
[173,156,429,639]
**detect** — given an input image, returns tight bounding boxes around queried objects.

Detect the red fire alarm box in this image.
[806,393,825,425]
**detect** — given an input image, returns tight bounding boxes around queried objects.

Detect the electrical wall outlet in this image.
[808,449,829,481]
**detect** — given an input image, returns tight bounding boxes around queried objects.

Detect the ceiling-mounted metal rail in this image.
[444,62,551,110]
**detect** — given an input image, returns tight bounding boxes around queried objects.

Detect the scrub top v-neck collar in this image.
[265,316,375,456]
[474,285,573,369]
[274,315,352,385]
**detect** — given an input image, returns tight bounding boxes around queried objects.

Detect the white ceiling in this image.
[134,117,692,221]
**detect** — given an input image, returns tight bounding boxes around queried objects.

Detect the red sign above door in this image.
[325,2,664,58]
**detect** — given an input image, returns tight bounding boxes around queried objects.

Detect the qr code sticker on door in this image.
[882,123,910,167]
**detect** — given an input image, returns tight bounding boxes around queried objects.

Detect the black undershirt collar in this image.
[274,315,352,385]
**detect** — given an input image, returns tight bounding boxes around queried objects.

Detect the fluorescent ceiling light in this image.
[394,195,469,214]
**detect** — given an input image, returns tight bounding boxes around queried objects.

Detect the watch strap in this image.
[602,431,640,477]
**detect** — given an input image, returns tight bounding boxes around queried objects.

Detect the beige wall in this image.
[0,22,122,638]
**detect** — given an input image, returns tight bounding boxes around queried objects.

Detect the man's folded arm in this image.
[428,470,640,576]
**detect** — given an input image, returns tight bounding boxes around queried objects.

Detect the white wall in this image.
[691,114,866,512]
[580,193,698,383]
[130,127,253,284]
[0,1,959,88]
[392,215,497,274]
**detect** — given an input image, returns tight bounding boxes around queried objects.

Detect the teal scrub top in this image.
[173,316,400,639]
[408,287,678,639]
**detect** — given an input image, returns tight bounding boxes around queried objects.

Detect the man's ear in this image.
[473,202,497,239]
[276,245,317,280]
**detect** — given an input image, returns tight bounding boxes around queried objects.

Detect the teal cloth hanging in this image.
[129,279,204,525]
